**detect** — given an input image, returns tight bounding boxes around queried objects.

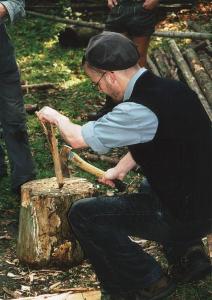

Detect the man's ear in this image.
[106,71,116,84]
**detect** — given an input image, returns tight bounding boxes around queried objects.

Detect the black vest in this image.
[128,71,212,222]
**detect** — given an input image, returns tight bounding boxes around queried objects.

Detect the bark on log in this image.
[207,234,212,260]
[152,49,171,78]
[165,50,180,80]
[147,55,161,77]
[22,83,57,91]
[26,11,212,40]
[198,50,212,80]
[17,177,95,267]
[12,290,100,300]
[168,39,212,121]
[184,48,212,107]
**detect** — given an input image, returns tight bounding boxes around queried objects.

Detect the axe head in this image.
[60,145,72,177]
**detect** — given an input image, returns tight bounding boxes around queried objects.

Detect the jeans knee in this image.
[68,197,95,229]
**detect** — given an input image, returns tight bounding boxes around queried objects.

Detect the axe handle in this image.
[71,152,105,177]
[71,152,127,192]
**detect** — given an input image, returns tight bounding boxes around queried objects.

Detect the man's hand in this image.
[143,0,159,10]
[107,0,118,9]
[36,106,63,126]
[99,152,137,187]
[0,3,7,18]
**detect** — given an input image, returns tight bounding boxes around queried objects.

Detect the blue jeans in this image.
[68,187,210,293]
[0,24,35,189]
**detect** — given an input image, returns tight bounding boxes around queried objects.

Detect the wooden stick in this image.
[50,124,64,188]
[36,115,64,188]
[21,82,56,91]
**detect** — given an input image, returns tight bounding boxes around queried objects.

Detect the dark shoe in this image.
[101,276,176,300]
[169,243,211,283]
[87,97,116,121]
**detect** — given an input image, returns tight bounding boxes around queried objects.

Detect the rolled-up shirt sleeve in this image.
[0,0,25,22]
[82,102,158,154]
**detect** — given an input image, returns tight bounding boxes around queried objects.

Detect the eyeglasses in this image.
[92,72,106,89]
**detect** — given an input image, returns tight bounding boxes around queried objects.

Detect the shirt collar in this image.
[123,67,147,101]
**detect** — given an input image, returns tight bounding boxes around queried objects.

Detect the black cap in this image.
[84,31,140,71]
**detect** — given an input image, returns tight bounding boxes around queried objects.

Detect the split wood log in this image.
[12,290,100,300]
[37,119,64,188]
[22,82,57,91]
[147,55,161,77]
[17,177,95,267]
[26,11,212,40]
[152,49,171,78]
[168,39,212,121]
[184,48,212,107]
[198,51,212,80]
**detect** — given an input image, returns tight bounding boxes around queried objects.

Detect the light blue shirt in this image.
[0,0,25,23]
[82,68,158,154]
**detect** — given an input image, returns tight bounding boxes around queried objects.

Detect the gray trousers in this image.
[0,24,35,190]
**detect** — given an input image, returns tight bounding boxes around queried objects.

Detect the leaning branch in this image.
[26,11,212,40]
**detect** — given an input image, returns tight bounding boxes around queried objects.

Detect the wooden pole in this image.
[152,49,172,78]
[198,51,212,80]
[26,11,212,40]
[147,55,161,77]
[168,39,212,121]
[184,48,212,107]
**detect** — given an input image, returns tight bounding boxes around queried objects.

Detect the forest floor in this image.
[0,2,211,299]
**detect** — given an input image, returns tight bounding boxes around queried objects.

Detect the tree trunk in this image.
[184,48,212,107]
[165,50,180,80]
[17,177,95,268]
[147,55,161,77]
[198,50,212,80]
[152,49,171,78]
[168,39,212,121]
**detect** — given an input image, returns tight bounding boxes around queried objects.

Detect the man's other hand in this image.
[0,3,7,18]
[99,167,125,188]
[143,0,159,10]
[36,106,62,126]
[107,0,118,9]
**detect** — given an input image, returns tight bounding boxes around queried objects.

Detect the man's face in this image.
[84,65,124,102]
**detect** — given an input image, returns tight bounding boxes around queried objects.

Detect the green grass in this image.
[0,16,211,299]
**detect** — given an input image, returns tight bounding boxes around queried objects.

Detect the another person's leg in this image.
[132,35,151,67]
[0,26,36,193]
[0,143,7,177]
[87,0,157,121]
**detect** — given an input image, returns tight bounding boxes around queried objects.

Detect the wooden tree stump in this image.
[17,177,95,268]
